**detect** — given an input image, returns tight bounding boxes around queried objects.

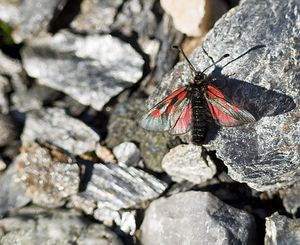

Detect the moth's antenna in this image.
[173,45,197,73]
[202,53,230,73]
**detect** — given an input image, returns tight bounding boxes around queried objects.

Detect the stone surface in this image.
[0,206,123,245]
[265,212,300,245]
[282,181,300,215]
[0,114,20,147]
[21,30,144,111]
[10,0,63,43]
[0,162,31,217]
[15,143,80,208]
[147,0,300,191]
[140,191,256,245]
[111,0,157,37]
[21,107,99,155]
[162,144,216,184]
[71,0,123,33]
[113,142,140,167]
[75,163,167,232]
[161,0,227,37]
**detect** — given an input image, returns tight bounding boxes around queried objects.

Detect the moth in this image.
[140,46,256,145]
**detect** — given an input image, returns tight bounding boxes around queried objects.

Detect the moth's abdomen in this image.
[191,88,209,145]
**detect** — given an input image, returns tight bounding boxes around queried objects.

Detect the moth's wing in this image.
[204,85,256,127]
[140,86,191,133]
[169,102,192,135]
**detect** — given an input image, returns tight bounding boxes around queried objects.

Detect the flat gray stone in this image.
[282,181,300,215]
[75,163,167,232]
[146,0,299,191]
[71,0,123,33]
[140,191,256,245]
[11,0,63,43]
[21,30,144,111]
[265,212,300,245]
[0,206,123,245]
[21,107,99,155]
[162,144,216,184]
[0,162,31,217]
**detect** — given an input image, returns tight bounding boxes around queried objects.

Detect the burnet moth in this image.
[140,46,256,145]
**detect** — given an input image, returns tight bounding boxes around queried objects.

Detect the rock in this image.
[0,206,123,245]
[70,0,123,33]
[161,0,227,37]
[21,30,144,111]
[96,144,116,163]
[106,97,181,172]
[0,76,10,114]
[282,181,300,215]
[11,84,62,113]
[146,0,299,191]
[0,114,20,147]
[153,13,184,82]
[111,0,157,37]
[0,162,31,217]
[21,107,99,155]
[140,191,256,244]
[74,163,168,233]
[162,144,216,184]
[113,142,140,167]
[0,156,6,171]
[0,1,19,25]
[77,223,124,245]
[15,142,80,208]
[10,0,65,43]
[265,212,300,245]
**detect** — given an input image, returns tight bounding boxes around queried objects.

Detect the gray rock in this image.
[146,0,299,191]
[10,0,64,43]
[21,107,99,155]
[0,162,31,217]
[153,13,184,82]
[21,30,144,111]
[11,84,62,113]
[0,114,20,147]
[15,142,80,208]
[140,191,256,245]
[0,206,123,245]
[75,163,167,231]
[71,0,123,33]
[282,181,300,215]
[113,142,141,167]
[111,0,157,37]
[0,0,19,25]
[265,212,300,245]
[0,76,10,114]
[77,223,123,245]
[162,144,216,184]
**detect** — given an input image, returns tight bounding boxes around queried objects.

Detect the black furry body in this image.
[189,83,210,145]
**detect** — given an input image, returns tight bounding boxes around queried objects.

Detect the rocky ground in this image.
[0,0,299,244]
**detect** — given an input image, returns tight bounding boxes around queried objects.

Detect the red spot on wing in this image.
[171,104,192,133]
[178,91,187,101]
[151,108,161,117]
[165,87,187,100]
[207,102,238,124]
[207,85,225,98]
[232,105,240,112]
[165,100,171,106]
[167,105,175,115]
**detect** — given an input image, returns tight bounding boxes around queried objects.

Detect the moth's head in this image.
[194,71,205,83]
